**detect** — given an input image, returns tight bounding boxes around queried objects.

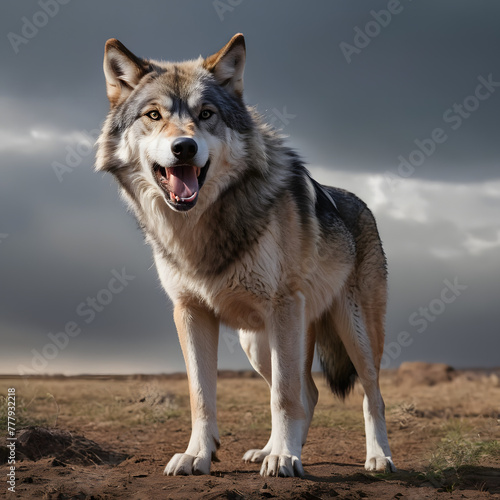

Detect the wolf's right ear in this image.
[204,33,246,98]
[103,39,148,107]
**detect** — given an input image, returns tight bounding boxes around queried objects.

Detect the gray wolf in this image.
[96,33,395,477]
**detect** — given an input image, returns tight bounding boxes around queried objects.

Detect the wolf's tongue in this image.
[168,166,198,200]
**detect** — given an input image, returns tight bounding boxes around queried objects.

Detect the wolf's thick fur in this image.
[96,34,395,477]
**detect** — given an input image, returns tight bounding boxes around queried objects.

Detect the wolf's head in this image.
[96,34,254,213]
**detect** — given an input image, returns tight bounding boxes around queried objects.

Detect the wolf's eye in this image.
[146,110,161,121]
[199,109,214,120]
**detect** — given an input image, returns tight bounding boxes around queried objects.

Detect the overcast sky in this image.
[1,0,499,375]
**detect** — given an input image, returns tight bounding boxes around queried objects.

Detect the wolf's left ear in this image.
[103,39,149,107]
[204,33,246,97]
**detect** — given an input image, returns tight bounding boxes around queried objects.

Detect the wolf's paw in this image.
[260,454,305,478]
[243,448,270,463]
[164,453,211,476]
[365,455,397,473]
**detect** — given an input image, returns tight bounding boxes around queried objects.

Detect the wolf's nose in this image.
[171,137,198,162]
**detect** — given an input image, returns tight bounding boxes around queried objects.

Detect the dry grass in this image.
[425,420,500,487]
[0,394,52,432]
[0,377,186,435]
[1,370,499,489]
[0,369,499,498]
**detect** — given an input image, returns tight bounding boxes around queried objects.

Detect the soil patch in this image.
[16,426,129,466]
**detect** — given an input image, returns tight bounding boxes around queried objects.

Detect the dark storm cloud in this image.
[1,0,499,374]
[2,0,500,180]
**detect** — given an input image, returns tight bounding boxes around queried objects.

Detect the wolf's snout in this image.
[171,137,198,162]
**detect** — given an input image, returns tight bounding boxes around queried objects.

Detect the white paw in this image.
[243,448,270,463]
[365,455,397,473]
[260,454,305,478]
[164,452,211,476]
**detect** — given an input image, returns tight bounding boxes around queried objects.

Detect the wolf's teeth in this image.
[196,167,201,177]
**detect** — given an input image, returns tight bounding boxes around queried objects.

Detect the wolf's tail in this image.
[313,309,358,399]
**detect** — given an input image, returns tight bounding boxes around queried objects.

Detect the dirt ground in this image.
[1,364,499,499]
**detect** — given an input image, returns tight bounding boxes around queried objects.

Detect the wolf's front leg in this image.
[164,301,220,476]
[260,292,313,478]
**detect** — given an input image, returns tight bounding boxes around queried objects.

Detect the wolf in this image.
[96,33,395,478]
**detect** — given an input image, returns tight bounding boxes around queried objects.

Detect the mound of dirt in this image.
[397,361,455,386]
[16,427,129,466]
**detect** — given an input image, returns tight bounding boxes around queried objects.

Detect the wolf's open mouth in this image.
[153,160,210,211]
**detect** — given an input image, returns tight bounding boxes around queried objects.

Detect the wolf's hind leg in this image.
[333,292,396,472]
[240,329,274,463]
